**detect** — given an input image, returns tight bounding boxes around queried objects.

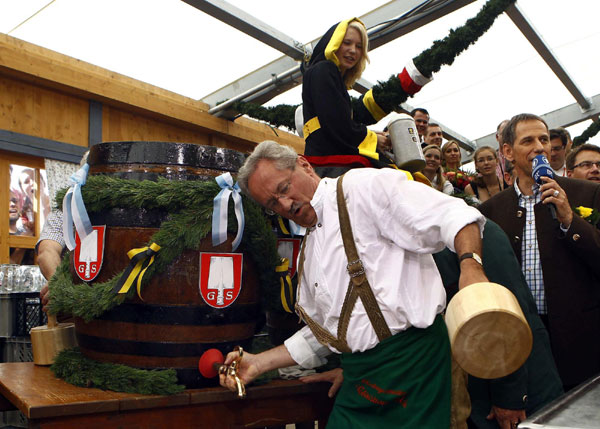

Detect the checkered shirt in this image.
[514,181,547,314]
[36,209,65,252]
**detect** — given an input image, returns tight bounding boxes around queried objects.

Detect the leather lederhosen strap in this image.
[295,174,392,353]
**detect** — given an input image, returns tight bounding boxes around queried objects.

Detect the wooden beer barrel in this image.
[72,141,259,388]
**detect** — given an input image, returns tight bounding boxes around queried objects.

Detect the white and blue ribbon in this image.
[212,172,245,252]
[288,220,306,237]
[62,164,93,251]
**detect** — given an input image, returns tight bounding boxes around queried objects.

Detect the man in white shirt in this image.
[221,140,487,427]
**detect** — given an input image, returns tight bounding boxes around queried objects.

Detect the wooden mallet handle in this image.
[47,314,57,329]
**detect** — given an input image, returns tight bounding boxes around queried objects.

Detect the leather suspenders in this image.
[295,174,392,353]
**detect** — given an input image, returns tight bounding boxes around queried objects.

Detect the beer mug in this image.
[387,113,425,173]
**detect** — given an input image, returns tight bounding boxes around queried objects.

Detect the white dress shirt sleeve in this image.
[349,169,485,254]
[284,325,331,369]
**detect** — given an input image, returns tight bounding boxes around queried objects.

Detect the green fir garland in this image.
[231,0,515,129]
[573,120,600,148]
[413,0,515,78]
[50,175,280,320]
[232,101,298,131]
[51,348,186,395]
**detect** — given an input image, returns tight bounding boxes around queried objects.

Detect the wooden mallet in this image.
[30,314,77,365]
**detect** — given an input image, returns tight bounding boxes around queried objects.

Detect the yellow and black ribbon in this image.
[276,258,294,313]
[113,243,161,299]
[278,216,291,236]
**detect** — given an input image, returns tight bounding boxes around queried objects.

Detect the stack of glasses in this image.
[0,265,45,293]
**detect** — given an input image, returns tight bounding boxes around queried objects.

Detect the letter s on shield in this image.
[199,253,243,309]
[74,226,106,282]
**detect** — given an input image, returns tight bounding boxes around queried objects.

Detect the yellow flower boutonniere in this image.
[574,206,600,227]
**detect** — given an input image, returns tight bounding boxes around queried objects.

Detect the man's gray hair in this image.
[237,140,298,195]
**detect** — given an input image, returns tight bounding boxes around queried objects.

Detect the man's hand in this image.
[300,368,343,398]
[219,349,261,392]
[487,405,526,429]
[376,133,392,152]
[219,345,296,394]
[539,177,573,227]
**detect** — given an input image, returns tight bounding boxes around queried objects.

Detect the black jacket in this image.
[301,19,397,168]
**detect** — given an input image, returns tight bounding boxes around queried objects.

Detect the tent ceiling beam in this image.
[182,0,306,61]
[199,0,474,110]
[474,93,600,149]
[505,3,592,111]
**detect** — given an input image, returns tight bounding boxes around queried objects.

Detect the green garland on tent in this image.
[232,101,298,131]
[229,0,515,130]
[51,348,185,395]
[49,175,280,320]
[413,0,515,78]
[573,120,600,148]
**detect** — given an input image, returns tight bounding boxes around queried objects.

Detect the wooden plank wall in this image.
[0,33,304,155]
[0,75,89,148]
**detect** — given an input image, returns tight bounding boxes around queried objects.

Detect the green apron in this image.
[327,315,451,428]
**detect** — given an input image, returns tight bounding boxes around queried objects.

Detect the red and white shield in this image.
[199,253,243,309]
[277,238,301,277]
[74,225,106,282]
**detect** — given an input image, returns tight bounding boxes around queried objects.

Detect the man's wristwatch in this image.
[458,252,483,266]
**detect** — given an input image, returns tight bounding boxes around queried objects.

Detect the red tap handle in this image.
[198,348,224,378]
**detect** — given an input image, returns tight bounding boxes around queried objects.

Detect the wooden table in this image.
[0,363,333,428]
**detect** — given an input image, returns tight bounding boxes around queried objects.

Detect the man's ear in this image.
[566,170,573,178]
[297,155,312,171]
[503,143,514,162]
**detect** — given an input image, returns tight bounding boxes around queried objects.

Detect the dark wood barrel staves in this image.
[72,141,259,388]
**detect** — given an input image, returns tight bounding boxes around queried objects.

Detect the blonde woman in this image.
[301,18,431,176]
[442,140,472,193]
[421,145,453,195]
[465,146,504,203]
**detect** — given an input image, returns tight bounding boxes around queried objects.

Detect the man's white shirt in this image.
[284,168,485,368]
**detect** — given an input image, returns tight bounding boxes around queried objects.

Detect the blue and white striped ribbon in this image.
[288,220,306,236]
[212,173,245,252]
[62,164,93,251]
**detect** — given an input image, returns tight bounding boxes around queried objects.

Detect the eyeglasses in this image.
[264,170,294,215]
[573,161,600,170]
